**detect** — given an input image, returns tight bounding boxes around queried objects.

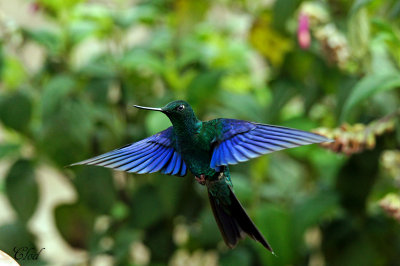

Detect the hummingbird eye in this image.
[177,104,185,111]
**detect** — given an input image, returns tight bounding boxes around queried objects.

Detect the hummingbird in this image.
[71,100,332,253]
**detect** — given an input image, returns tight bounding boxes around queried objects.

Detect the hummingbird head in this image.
[161,100,193,117]
[134,100,200,131]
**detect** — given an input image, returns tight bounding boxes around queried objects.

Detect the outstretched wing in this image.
[210,119,333,170]
[71,127,187,176]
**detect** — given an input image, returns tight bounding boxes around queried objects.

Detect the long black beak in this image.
[133,105,163,112]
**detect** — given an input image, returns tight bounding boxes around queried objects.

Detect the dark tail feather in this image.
[207,186,274,253]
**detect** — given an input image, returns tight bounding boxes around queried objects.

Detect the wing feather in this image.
[210,119,333,170]
[71,127,187,177]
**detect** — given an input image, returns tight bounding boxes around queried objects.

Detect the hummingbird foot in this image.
[195,174,206,185]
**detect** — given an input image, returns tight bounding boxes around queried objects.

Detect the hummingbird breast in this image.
[175,129,217,177]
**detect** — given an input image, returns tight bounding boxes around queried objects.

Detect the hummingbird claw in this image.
[195,174,206,185]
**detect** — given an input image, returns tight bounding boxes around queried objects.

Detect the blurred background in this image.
[0,0,400,265]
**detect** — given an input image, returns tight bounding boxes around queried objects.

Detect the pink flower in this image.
[30,2,41,13]
[298,13,311,49]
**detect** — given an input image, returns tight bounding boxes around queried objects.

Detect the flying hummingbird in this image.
[71,100,332,253]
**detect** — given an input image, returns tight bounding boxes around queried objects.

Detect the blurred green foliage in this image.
[1,0,400,265]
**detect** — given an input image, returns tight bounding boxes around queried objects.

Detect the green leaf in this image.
[220,247,253,266]
[79,57,116,78]
[189,210,221,247]
[340,71,400,122]
[54,202,95,249]
[23,28,61,54]
[74,167,116,214]
[113,227,141,263]
[68,21,98,44]
[0,43,3,77]
[41,75,76,120]
[215,91,263,122]
[0,91,32,133]
[85,78,112,104]
[255,204,294,265]
[144,225,175,261]
[310,149,347,187]
[145,111,171,135]
[119,48,163,74]
[293,190,338,240]
[370,38,397,74]
[230,173,253,204]
[73,3,110,17]
[0,222,35,256]
[266,81,297,123]
[155,176,184,217]
[349,0,373,17]
[113,6,158,28]
[262,153,306,201]
[5,159,39,223]
[273,0,300,31]
[1,56,27,89]
[129,185,164,229]
[221,73,252,94]
[39,82,94,165]
[187,71,223,105]
[0,143,21,160]
[39,0,84,16]
[348,7,370,59]
[111,201,129,220]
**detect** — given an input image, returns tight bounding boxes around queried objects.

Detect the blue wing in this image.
[71,127,187,177]
[210,119,333,170]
